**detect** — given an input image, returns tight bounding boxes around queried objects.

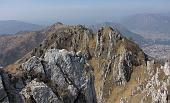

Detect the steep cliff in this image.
[1,25,170,103]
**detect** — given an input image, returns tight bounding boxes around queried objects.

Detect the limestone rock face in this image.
[4,25,169,103]
[141,66,169,103]
[0,75,9,103]
[22,56,45,79]
[0,72,24,103]
[44,49,86,88]
[91,27,146,103]
[163,61,170,75]
[20,80,62,103]
[20,49,97,103]
[113,51,133,85]
[146,60,155,76]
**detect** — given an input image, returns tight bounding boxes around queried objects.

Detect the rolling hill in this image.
[0,22,64,66]
[0,20,44,35]
[121,13,170,40]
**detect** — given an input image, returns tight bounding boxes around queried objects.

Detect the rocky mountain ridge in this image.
[89,22,146,45]
[91,21,170,62]
[0,22,65,66]
[0,25,170,103]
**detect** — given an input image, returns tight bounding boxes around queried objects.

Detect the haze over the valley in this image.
[1,0,170,25]
[1,0,170,61]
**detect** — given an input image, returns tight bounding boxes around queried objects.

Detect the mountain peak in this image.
[0,23,169,103]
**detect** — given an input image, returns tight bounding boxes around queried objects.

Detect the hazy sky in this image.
[0,0,170,25]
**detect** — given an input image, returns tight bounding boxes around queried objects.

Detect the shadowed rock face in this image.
[0,48,97,103]
[0,75,9,103]
[20,79,62,103]
[1,25,169,103]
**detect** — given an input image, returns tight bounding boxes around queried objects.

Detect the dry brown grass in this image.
[2,25,153,103]
[105,65,148,103]
[5,64,19,74]
[89,57,109,101]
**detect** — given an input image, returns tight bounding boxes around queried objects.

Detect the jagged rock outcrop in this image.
[20,49,97,103]
[25,26,146,103]
[163,61,170,76]
[20,79,62,103]
[1,48,97,103]
[22,56,46,79]
[0,75,9,103]
[138,61,169,103]
[0,72,24,103]
[3,24,170,103]
[113,51,133,85]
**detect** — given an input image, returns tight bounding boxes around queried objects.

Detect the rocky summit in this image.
[0,24,170,103]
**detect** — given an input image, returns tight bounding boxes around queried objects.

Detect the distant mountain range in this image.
[1,13,170,66]
[0,20,45,35]
[1,21,146,66]
[121,13,170,40]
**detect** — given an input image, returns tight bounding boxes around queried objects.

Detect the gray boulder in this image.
[22,56,46,79]
[21,49,97,103]
[0,75,9,103]
[20,79,62,103]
